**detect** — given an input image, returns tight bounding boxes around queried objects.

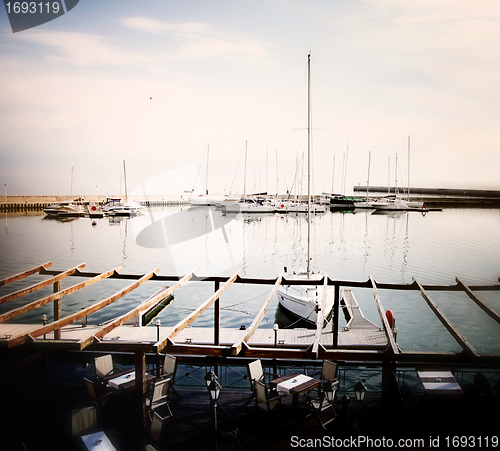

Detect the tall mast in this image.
[407,135,410,200]
[243,141,247,199]
[367,151,371,201]
[307,53,311,276]
[123,160,128,202]
[205,145,209,195]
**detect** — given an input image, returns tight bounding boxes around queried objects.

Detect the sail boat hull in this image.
[278,283,334,326]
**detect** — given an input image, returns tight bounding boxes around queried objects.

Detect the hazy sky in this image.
[1,0,499,198]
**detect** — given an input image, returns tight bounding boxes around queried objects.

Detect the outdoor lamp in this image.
[323,381,335,403]
[353,379,367,403]
[273,323,279,347]
[42,313,47,325]
[205,371,221,402]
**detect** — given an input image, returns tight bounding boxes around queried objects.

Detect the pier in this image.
[1,263,499,449]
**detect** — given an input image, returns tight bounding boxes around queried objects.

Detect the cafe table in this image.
[81,431,116,451]
[271,373,321,408]
[107,371,155,391]
[417,370,463,397]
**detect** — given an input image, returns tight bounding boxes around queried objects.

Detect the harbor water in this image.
[1,206,499,355]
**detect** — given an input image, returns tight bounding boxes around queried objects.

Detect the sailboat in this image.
[103,161,142,216]
[224,142,275,213]
[277,54,334,326]
[189,146,224,206]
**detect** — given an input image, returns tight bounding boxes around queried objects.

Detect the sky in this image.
[1,0,499,198]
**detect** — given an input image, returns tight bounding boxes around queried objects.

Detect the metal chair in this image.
[321,360,338,384]
[94,354,114,380]
[71,405,97,437]
[246,359,279,406]
[83,377,114,409]
[147,376,174,420]
[306,380,339,429]
[161,353,180,397]
[254,380,285,412]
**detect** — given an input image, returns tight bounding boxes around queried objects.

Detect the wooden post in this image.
[214,280,220,377]
[135,350,147,430]
[53,280,61,340]
[214,280,220,347]
[332,284,340,348]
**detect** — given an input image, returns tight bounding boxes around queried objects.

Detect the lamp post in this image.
[205,371,221,450]
[42,314,47,339]
[353,379,367,403]
[273,323,278,347]
[155,318,161,342]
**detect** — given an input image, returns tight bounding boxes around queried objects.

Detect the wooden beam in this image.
[231,272,283,356]
[6,268,159,348]
[369,275,399,355]
[456,277,500,324]
[156,271,240,353]
[413,277,479,357]
[0,267,122,323]
[78,271,194,349]
[0,262,52,287]
[135,350,147,430]
[0,263,85,305]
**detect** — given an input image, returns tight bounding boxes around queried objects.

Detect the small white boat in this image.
[102,197,142,216]
[224,198,275,213]
[189,194,225,206]
[274,201,325,214]
[277,270,333,326]
[43,201,84,217]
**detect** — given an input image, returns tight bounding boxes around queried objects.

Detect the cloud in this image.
[18,31,158,67]
[122,17,269,60]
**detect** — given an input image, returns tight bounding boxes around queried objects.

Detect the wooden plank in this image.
[79,271,194,349]
[413,277,479,357]
[0,263,85,305]
[0,267,122,323]
[456,277,500,324]
[5,268,159,348]
[0,262,52,287]
[156,271,240,353]
[231,272,283,355]
[369,276,400,355]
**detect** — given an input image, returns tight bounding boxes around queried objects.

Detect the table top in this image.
[108,371,155,391]
[81,431,116,451]
[417,370,463,396]
[272,373,321,395]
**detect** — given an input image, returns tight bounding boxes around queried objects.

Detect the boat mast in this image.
[243,141,247,199]
[123,160,128,202]
[307,53,311,277]
[366,151,371,201]
[205,145,209,195]
[407,135,410,201]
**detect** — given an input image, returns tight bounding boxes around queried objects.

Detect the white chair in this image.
[71,405,97,437]
[306,380,339,429]
[321,360,338,384]
[95,355,114,379]
[147,377,173,420]
[254,380,284,412]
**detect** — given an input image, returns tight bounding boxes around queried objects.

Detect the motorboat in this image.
[102,197,142,216]
[223,197,275,213]
[43,201,84,217]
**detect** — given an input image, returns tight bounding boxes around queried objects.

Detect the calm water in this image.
[1,206,499,355]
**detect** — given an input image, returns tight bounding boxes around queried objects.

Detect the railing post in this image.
[332,283,340,348]
[53,280,61,340]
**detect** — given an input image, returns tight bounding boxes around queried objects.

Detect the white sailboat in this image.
[224,142,275,214]
[277,54,334,326]
[189,146,224,206]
